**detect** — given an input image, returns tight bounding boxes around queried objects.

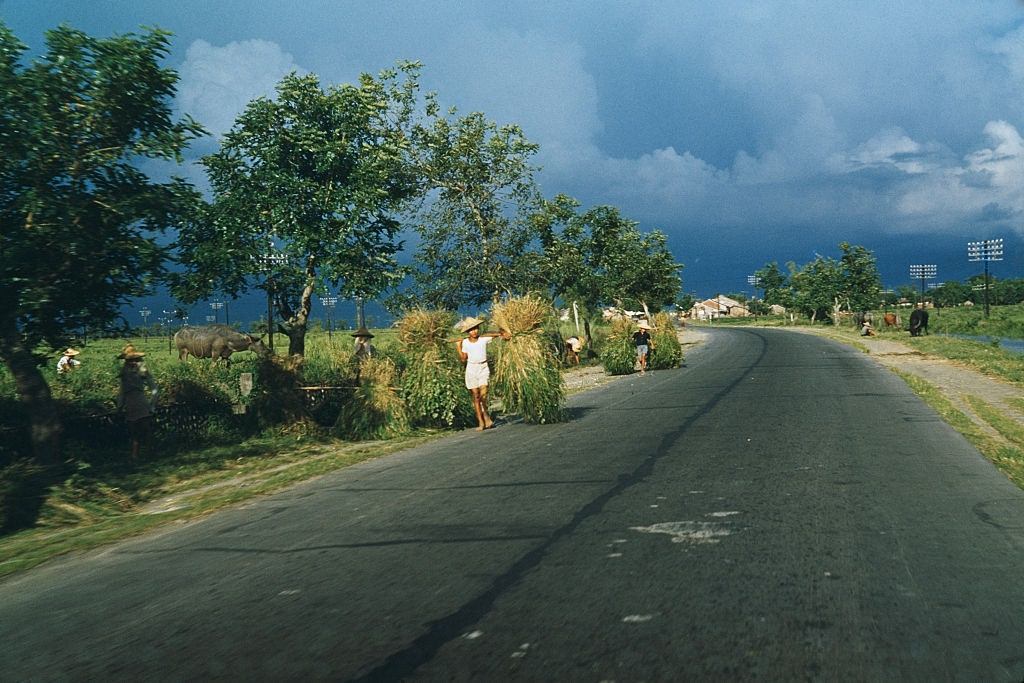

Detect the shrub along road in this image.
[3,327,1024,680]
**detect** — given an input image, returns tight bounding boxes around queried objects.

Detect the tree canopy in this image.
[405,109,542,309]
[533,195,682,316]
[0,22,203,465]
[760,243,881,322]
[173,65,422,356]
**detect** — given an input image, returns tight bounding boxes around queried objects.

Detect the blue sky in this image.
[5,1,1024,321]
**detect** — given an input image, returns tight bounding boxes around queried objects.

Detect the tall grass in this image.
[333,355,410,440]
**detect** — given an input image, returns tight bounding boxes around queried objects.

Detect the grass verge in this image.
[892,369,1024,489]
[0,431,447,579]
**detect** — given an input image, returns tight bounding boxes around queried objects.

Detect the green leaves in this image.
[0,21,204,355]
[174,64,424,354]
[408,110,542,308]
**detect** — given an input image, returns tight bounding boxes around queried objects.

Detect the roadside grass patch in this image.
[905,336,1024,385]
[0,431,446,578]
[965,396,1024,450]
[892,370,1024,490]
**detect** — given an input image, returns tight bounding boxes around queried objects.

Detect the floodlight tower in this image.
[908,264,937,306]
[967,238,1003,318]
[319,295,338,338]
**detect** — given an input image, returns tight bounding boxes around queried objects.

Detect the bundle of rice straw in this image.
[333,355,410,440]
[600,317,639,375]
[397,308,455,349]
[397,308,474,429]
[648,312,684,369]
[491,295,565,424]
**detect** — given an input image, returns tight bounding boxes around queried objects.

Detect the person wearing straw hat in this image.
[454,316,510,431]
[351,326,376,359]
[632,319,654,375]
[56,348,81,375]
[117,344,158,459]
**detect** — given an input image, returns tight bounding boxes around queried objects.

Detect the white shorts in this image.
[465,362,490,390]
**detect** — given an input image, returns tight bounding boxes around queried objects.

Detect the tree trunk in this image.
[286,325,307,357]
[0,334,62,468]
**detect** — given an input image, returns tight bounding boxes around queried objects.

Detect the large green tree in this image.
[407,109,542,309]
[0,23,203,466]
[174,65,422,356]
[754,262,792,310]
[533,195,682,333]
[786,242,881,323]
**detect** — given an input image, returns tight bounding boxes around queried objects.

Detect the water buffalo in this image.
[174,325,270,361]
[909,308,929,337]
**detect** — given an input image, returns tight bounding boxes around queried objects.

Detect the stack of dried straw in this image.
[397,308,473,429]
[334,355,410,440]
[648,312,683,369]
[491,295,565,424]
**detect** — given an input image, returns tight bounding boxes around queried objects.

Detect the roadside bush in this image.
[601,318,638,375]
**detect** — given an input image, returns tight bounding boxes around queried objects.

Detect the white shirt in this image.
[56,356,80,374]
[461,336,493,363]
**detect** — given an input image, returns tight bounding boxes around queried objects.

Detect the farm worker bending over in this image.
[455,317,510,431]
[56,348,81,374]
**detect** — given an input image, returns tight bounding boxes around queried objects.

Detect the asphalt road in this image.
[3,327,1024,681]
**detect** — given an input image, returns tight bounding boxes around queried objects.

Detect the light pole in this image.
[746,275,761,317]
[139,307,151,339]
[162,309,175,354]
[909,264,937,306]
[210,301,224,324]
[255,241,287,351]
[319,295,338,339]
[968,238,1003,318]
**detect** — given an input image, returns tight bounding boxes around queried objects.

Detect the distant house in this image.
[689,295,749,319]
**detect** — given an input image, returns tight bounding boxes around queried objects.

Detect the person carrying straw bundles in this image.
[455,317,510,431]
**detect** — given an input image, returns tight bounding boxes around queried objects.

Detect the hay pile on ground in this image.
[648,312,684,369]
[333,355,410,440]
[396,309,473,429]
[491,295,565,424]
[601,318,639,375]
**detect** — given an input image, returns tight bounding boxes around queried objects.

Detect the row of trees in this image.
[1,24,682,466]
[899,277,1024,308]
[749,243,1023,321]
[754,243,883,322]
[173,68,681,356]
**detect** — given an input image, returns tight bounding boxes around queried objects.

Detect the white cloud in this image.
[896,120,1024,232]
[176,39,305,137]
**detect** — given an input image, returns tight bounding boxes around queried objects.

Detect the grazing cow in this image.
[883,312,898,327]
[909,308,929,337]
[174,324,270,361]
